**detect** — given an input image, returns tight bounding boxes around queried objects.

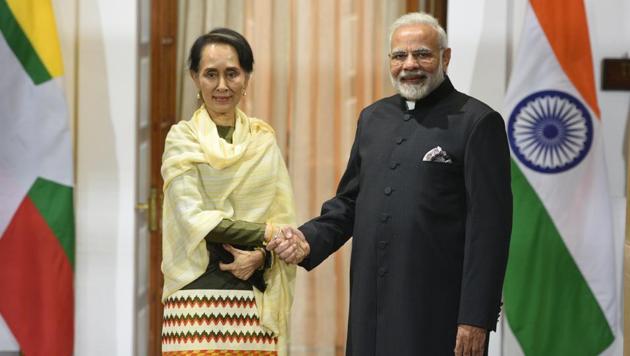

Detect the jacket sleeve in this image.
[458,111,513,330]
[298,120,362,270]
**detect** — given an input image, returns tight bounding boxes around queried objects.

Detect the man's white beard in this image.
[390,60,445,101]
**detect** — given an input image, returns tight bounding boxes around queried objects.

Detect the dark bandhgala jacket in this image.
[299,77,512,355]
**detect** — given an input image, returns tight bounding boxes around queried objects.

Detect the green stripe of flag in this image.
[0,0,52,84]
[503,160,613,355]
[27,177,75,268]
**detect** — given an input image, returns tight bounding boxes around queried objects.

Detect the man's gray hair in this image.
[388,12,448,50]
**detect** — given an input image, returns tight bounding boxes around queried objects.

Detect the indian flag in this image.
[0,0,74,355]
[502,0,617,354]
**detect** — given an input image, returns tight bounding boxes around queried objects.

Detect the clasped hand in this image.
[219,225,310,281]
[266,226,310,264]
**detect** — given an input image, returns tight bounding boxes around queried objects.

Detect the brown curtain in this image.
[176,1,405,353]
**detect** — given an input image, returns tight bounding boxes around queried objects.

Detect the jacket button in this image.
[395,137,405,144]
[380,213,389,222]
[384,187,393,195]
[403,114,412,121]
[378,267,388,276]
[389,161,399,169]
[378,241,388,249]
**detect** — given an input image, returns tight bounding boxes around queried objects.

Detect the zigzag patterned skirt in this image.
[162,289,278,355]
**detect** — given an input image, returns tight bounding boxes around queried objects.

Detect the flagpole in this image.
[624,118,630,356]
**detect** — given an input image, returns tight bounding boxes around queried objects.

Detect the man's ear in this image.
[442,48,452,72]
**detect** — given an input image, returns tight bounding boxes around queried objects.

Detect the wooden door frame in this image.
[148,0,177,355]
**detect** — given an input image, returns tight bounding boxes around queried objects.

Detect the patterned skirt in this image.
[162,289,278,355]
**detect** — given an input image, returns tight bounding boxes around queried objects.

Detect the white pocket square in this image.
[422,146,452,163]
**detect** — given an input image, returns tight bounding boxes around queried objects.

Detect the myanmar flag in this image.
[0,0,74,355]
[502,0,617,355]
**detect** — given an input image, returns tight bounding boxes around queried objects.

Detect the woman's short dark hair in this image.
[188,28,254,74]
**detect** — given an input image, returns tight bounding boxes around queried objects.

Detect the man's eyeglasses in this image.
[389,49,440,65]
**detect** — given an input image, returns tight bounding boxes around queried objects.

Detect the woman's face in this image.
[191,43,249,121]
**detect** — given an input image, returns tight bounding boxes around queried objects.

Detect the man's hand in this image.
[454,324,487,356]
[218,244,264,280]
[266,226,310,264]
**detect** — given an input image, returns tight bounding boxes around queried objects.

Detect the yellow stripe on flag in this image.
[5,0,63,78]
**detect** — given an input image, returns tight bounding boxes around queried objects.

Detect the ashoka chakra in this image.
[507,90,593,174]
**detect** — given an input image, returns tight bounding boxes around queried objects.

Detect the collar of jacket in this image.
[398,75,456,112]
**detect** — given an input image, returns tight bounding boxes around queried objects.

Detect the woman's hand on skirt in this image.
[219,244,265,280]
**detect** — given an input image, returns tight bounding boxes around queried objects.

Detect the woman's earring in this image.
[242,89,247,97]
[196,91,201,100]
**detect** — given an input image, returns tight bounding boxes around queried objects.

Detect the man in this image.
[268,12,512,356]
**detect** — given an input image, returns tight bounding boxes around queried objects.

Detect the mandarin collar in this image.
[398,76,455,112]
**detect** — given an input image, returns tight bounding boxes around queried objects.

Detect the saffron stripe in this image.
[530,0,600,118]
[0,0,51,84]
[503,160,613,355]
[27,177,75,268]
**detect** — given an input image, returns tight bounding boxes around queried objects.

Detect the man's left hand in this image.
[454,324,487,356]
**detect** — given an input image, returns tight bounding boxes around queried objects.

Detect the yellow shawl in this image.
[161,106,296,354]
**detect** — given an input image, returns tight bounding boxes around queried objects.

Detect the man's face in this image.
[389,23,451,100]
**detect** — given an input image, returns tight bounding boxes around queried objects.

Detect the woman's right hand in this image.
[264,223,283,244]
[266,226,310,264]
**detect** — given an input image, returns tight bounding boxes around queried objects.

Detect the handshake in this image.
[265,226,311,265]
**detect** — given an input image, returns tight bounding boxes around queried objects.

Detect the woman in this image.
[160,28,296,355]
